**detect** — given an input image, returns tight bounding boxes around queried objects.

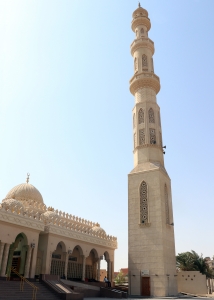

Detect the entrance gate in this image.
[141,277,150,296]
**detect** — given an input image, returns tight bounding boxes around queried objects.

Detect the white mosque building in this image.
[0,174,117,281]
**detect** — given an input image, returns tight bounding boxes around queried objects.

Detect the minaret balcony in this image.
[130,38,154,56]
[129,72,160,95]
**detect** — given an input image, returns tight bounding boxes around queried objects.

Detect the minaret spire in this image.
[128,5,177,297]
[138,2,141,7]
[26,173,30,183]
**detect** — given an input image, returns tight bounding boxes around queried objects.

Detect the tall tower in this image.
[128,4,178,297]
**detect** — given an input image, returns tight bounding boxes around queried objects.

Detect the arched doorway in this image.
[100,251,111,281]
[67,245,83,280]
[6,233,28,277]
[50,241,66,278]
[85,249,98,280]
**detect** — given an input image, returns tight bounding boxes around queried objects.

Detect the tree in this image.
[176,250,214,279]
[114,270,125,284]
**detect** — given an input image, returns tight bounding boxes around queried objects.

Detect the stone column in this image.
[24,246,33,278]
[108,260,112,282]
[0,243,10,277]
[64,252,68,279]
[49,251,53,274]
[97,258,100,281]
[0,243,5,272]
[82,255,86,281]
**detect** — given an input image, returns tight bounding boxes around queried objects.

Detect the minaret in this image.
[128,4,178,297]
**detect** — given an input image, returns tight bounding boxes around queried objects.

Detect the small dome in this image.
[5,183,43,204]
[42,210,57,219]
[92,225,106,235]
[1,198,23,209]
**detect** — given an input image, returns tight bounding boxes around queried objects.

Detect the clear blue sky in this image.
[0,0,214,271]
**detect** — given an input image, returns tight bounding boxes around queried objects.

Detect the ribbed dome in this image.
[5,183,44,204]
[92,225,106,235]
[1,198,23,209]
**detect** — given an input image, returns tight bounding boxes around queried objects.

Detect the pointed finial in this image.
[138,2,141,8]
[26,173,30,183]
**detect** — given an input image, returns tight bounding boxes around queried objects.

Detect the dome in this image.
[92,225,106,235]
[42,210,57,219]
[1,198,23,210]
[5,182,43,204]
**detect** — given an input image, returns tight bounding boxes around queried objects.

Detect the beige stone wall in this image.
[128,167,177,297]
[177,271,207,295]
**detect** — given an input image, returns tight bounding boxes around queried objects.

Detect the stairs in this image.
[0,280,61,300]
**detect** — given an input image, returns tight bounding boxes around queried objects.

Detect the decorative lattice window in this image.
[165,185,170,224]
[151,58,154,72]
[142,54,147,68]
[140,181,148,224]
[159,132,162,147]
[134,133,136,148]
[133,113,135,128]
[141,28,144,35]
[139,129,145,145]
[134,57,138,71]
[149,128,156,144]
[148,108,155,123]
[138,108,144,124]
[158,111,161,127]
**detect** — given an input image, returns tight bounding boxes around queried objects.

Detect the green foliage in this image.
[114,270,125,284]
[176,250,214,278]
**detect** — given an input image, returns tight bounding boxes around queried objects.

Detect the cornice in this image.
[0,209,44,231]
[130,72,160,95]
[45,225,117,250]
[131,17,151,32]
[133,144,163,152]
[131,38,154,56]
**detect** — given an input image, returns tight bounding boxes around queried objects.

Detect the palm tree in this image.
[176,250,214,279]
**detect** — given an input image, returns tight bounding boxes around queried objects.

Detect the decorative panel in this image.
[139,129,145,145]
[138,108,144,124]
[149,128,156,144]
[140,181,148,224]
[148,108,155,123]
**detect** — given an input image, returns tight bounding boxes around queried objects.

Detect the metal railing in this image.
[9,267,38,300]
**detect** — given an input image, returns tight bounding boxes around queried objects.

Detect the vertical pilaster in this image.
[97,258,100,281]
[64,252,68,279]
[24,246,32,278]
[0,243,10,276]
[0,243,5,272]
[82,255,86,281]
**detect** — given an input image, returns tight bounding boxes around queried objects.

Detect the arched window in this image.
[158,111,161,126]
[133,113,135,128]
[148,108,155,123]
[159,132,162,147]
[134,57,138,71]
[151,58,154,72]
[138,108,144,124]
[140,28,144,35]
[140,181,148,224]
[134,133,136,148]
[139,129,145,145]
[135,30,138,37]
[149,128,156,144]
[142,54,147,68]
[165,185,170,224]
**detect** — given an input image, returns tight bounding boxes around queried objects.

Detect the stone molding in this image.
[131,17,151,32]
[133,143,163,152]
[45,224,117,249]
[130,72,160,95]
[0,208,44,231]
[139,223,151,227]
[131,38,154,56]
[0,200,117,246]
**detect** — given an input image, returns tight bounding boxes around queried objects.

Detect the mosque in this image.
[0,2,178,298]
[0,173,117,282]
